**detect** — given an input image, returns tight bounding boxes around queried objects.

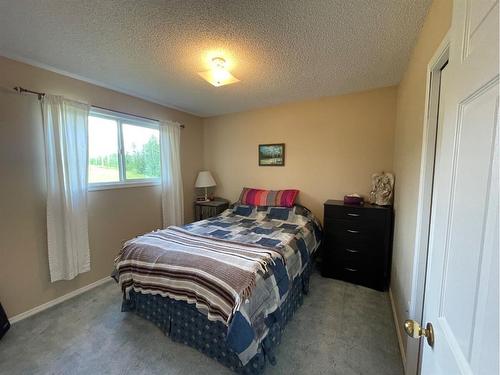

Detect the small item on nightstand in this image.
[343,193,364,205]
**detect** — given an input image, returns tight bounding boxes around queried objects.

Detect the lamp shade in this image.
[195,171,216,188]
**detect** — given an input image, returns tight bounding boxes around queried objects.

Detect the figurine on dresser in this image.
[369,172,394,206]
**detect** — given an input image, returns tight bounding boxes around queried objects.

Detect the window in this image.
[88,116,120,183]
[88,109,160,189]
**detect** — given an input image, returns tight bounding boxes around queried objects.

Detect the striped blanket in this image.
[116,226,285,324]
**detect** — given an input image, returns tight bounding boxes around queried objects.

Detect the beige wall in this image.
[391,0,452,360]
[0,56,204,318]
[203,87,397,221]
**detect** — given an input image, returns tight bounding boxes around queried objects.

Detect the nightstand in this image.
[321,200,393,291]
[194,198,230,221]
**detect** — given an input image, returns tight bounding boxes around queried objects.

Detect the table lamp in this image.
[195,171,216,201]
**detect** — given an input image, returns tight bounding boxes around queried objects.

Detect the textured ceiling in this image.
[0,0,431,117]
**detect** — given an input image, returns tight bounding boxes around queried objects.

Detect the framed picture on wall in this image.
[258,143,285,166]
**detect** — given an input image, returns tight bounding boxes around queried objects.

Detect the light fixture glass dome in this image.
[198,57,240,87]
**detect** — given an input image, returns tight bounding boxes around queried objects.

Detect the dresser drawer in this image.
[334,241,381,258]
[337,264,366,282]
[338,247,365,269]
[324,204,383,222]
[329,251,383,286]
[324,219,380,241]
[324,243,381,265]
[323,236,374,257]
[334,263,375,288]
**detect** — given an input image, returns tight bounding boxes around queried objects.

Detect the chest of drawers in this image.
[321,200,393,291]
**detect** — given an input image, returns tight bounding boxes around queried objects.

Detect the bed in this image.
[113,203,322,374]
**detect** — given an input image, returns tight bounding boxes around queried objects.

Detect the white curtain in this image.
[160,120,184,227]
[42,95,90,282]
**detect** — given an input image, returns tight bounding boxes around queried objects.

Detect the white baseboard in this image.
[9,276,113,324]
[389,287,407,373]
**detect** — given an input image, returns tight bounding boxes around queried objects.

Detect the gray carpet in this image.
[0,272,404,375]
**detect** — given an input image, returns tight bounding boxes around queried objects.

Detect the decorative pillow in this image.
[266,207,292,221]
[232,204,255,217]
[239,187,299,208]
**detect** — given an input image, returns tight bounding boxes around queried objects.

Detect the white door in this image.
[419,0,499,374]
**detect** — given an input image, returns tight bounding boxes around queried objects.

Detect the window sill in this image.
[88,180,161,192]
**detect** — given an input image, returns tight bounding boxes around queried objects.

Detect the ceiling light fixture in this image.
[198,57,240,87]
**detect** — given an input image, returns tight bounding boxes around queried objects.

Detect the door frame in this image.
[404,33,450,375]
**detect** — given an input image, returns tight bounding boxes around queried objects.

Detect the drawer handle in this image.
[346,248,359,253]
[347,213,360,217]
[347,229,360,234]
[344,267,358,272]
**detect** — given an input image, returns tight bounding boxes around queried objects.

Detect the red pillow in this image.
[239,188,299,208]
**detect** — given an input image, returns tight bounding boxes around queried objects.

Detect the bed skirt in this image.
[121,261,313,374]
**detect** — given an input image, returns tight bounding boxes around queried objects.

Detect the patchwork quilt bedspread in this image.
[114,204,322,365]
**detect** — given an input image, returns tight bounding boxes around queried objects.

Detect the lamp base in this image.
[195,185,215,202]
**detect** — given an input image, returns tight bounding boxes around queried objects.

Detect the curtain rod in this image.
[12,86,185,128]
[13,86,45,100]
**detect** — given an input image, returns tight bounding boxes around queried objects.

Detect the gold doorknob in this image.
[404,320,434,347]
